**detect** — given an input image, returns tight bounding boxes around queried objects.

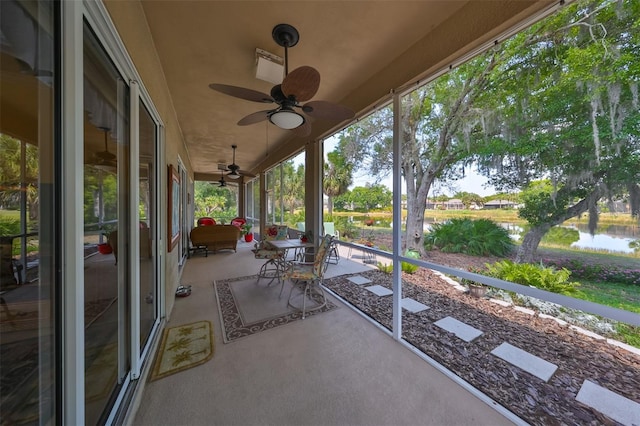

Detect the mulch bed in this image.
[323,268,640,425]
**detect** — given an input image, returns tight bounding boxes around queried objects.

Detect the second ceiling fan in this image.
[218,144,256,180]
[209,24,355,137]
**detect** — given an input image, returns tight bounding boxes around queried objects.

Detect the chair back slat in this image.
[313,235,333,276]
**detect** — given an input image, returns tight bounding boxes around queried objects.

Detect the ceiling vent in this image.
[255,48,284,84]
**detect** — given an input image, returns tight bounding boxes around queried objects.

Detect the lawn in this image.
[577,280,640,313]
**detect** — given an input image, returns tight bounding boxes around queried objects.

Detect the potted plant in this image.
[241,223,253,242]
[300,230,313,243]
[462,267,488,298]
[467,282,488,298]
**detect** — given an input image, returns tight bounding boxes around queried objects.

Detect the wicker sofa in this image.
[189,224,240,257]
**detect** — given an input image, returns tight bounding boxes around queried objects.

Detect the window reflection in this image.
[83,22,130,425]
[0,0,56,423]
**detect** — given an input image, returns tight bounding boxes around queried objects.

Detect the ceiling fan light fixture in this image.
[227,170,240,179]
[269,109,304,129]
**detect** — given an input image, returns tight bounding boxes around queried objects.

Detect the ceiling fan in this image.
[90,127,117,172]
[209,23,355,136]
[217,174,227,187]
[218,145,256,179]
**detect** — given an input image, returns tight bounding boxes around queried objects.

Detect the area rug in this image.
[150,320,214,381]
[214,274,338,343]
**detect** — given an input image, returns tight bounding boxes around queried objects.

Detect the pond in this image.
[346,215,639,254]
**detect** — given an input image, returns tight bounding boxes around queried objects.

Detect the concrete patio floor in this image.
[129,241,517,425]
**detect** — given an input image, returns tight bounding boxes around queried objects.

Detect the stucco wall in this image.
[102,0,192,318]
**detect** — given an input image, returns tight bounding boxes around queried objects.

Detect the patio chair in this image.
[323,222,340,264]
[253,225,288,284]
[197,217,216,226]
[230,217,246,229]
[283,234,333,319]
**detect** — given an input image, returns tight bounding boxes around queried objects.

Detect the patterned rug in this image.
[214,274,338,343]
[150,320,214,381]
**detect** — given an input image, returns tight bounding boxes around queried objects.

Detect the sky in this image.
[348,169,495,197]
[322,136,496,197]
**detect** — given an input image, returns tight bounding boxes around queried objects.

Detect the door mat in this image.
[150,320,214,381]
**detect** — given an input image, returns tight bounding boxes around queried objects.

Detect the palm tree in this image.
[323,150,352,216]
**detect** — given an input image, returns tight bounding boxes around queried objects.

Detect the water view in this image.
[344,215,639,254]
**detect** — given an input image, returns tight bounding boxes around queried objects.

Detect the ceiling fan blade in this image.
[209,84,274,103]
[237,110,271,126]
[291,120,311,137]
[281,66,320,102]
[301,100,355,121]
[96,150,116,161]
[238,170,257,178]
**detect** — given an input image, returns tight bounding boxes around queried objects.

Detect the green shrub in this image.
[377,262,393,274]
[484,260,581,296]
[424,218,514,256]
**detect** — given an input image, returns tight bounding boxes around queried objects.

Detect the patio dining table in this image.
[265,239,314,262]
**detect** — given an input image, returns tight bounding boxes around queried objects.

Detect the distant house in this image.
[426,198,465,210]
[445,199,464,210]
[484,199,518,210]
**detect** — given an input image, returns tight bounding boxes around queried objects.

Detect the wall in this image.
[102,0,192,318]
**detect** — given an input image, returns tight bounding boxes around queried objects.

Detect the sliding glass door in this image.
[0,0,58,423]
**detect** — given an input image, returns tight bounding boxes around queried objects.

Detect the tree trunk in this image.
[327,195,333,216]
[515,185,605,263]
[405,202,426,255]
[515,224,551,263]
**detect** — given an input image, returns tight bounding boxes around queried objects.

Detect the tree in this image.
[193,181,236,220]
[475,0,640,262]
[454,191,485,209]
[323,137,353,216]
[279,161,305,215]
[342,51,502,254]
[341,184,392,211]
[0,134,39,221]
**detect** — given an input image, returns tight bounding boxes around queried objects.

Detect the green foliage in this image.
[517,180,578,228]
[424,218,513,256]
[543,257,640,287]
[615,324,640,348]
[401,248,420,273]
[241,223,252,235]
[193,181,237,221]
[285,210,306,227]
[0,214,21,235]
[541,226,580,246]
[334,183,392,212]
[334,216,359,239]
[484,260,581,296]
[324,139,354,215]
[401,262,418,274]
[453,191,485,208]
[377,262,393,274]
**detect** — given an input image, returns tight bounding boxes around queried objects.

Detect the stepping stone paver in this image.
[365,285,392,297]
[576,380,640,426]
[347,275,372,285]
[491,342,557,382]
[401,297,428,313]
[434,316,484,342]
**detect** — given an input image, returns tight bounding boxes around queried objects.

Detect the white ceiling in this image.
[133,0,554,180]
